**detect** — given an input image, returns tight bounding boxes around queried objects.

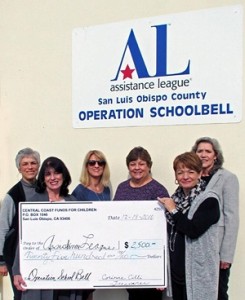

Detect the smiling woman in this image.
[192,137,239,299]
[34,157,75,202]
[12,156,77,300]
[72,150,111,202]
[71,150,111,300]
[158,152,220,300]
[114,146,169,300]
[0,148,40,300]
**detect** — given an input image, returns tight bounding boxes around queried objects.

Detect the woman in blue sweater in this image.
[72,150,111,300]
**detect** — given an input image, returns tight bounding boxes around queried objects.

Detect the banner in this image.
[72,5,243,128]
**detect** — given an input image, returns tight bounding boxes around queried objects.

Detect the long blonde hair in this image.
[79,150,110,187]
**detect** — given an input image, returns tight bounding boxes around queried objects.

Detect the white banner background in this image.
[72,5,243,128]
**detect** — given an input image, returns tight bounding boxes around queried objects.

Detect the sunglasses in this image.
[87,160,106,167]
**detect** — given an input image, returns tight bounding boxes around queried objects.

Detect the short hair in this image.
[15,147,40,169]
[191,137,224,172]
[126,146,152,169]
[173,152,202,174]
[36,156,71,196]
[80,150,110,187]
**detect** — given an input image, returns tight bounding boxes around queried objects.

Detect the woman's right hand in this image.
[0,265,8,276]
[14,274,27,291]
[158,197,176,213]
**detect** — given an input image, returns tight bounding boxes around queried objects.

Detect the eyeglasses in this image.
[87,160,106,167]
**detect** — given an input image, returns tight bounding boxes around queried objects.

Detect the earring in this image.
[175,179,178,185]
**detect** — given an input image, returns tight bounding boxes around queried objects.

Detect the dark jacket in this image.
[2,181,26,266]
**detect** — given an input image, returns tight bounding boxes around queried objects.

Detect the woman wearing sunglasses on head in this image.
[71,150,111,300]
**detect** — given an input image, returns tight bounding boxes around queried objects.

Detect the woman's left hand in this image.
[14,275,27,291]
[220,261,231,269]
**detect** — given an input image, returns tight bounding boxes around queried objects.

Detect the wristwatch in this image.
[170,208,178,215]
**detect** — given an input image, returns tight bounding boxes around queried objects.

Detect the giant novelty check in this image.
[19,201,167,289]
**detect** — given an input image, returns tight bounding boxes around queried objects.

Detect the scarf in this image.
[166,179,206,226]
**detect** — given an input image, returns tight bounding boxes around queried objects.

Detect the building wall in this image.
[0,0,244,299]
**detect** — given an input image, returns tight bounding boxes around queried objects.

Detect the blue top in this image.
[72,184,111,201]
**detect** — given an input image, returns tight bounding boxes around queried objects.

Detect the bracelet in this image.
[170,208,178,215]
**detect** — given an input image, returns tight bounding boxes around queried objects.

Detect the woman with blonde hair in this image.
[72,150,111,300]
[72,150,111,201]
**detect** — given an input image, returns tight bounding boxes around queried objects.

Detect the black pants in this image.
[6,262,22,300]
[218,267,231,300]
[127,288,163,300]
[82,289,94,300]
[54,289,94,300]
[171,281,187,300]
